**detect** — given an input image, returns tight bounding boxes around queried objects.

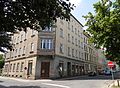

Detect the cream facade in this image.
[3,15,98,79]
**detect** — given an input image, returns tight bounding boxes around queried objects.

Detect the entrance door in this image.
[41,62,50,79]
[67,62,71,76]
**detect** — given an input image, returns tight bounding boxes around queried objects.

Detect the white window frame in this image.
[60,28,63,38]
[41,39,53,49]
[31,43,34,51]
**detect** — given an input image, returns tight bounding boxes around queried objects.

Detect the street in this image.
[0,73,119,88]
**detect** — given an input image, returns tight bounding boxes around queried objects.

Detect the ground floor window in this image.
[58,62,64,77]
[27,60,33,75]
[4,64,8,72]
[20,62,24,72]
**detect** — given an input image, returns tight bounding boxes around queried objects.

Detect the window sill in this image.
[22,54,25,56]
[24,39,27,41]
[30,51,34,54]
[31,35,35,37]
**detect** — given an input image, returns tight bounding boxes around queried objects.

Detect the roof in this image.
[70,14,84,27]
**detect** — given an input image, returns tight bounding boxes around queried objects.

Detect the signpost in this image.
[107,61,114,80]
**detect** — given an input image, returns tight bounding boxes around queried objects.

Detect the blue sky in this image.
[70,0,99,26]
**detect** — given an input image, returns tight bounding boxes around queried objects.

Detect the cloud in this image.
[69,0,82,6]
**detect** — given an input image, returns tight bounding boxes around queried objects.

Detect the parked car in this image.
[98,70,105,75]
[88,71,97,76]
[104,70,111,75]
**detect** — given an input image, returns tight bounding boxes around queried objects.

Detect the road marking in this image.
[42,83,70,88]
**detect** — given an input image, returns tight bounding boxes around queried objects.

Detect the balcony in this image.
[37,49,55,55]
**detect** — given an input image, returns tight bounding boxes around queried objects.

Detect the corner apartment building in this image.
[2,15,98,79]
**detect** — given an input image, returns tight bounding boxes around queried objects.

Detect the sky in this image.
[69,0,99,26]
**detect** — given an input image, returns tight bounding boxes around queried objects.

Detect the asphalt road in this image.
[0,73,118,88]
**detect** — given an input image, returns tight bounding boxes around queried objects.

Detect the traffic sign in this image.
[108,61,114,68]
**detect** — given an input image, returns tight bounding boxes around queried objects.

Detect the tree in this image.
[0,54,4,69]
[83,0,120,63]
[0,0,74,52]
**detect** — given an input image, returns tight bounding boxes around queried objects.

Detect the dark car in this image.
[88,71,97,76]
[104,70,111,75]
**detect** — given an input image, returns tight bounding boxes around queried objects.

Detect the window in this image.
[78,40,80,47]
[32,29,35,36]
[81,33,83,38]
[84,38,86,43]
[68,47,70,56]
[15,49,17,56]
[72,49,74,57]
[82,53,83,60]
[20,62,24,72]
[28,60,33,75]
[19,48,21,55]
[86,39,88,44]
[68,22,70,30]
[14,38,16,44]
[76,50,78,58]
[41,39,53,49]
[13,63,16,72]
[79,52,81,59]
[10,64,12,72]
[43,27,52,31]
[23,46,25,54]
[60,28,63,38]
[16,63,19,72]
[21,34,23,42]
[60,20,63,25]
[24,32,27,40]
[75,28,77,34]
[17,36,19,43]
[60,43,64,53]
[78,30,80,37]
[75,38,77,46]
[72,25,74,32]
[68,34,70,42]
[81,42,83,49]
[31,43,34,51]
[72,36,74,44]
[58,62,64,75]
[4,64,8,72]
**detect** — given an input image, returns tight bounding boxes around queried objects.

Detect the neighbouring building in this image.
[83,31,98,74]
[97,49,108,74]
[2,15,98,79]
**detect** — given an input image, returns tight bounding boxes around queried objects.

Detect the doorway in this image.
[41,62,50,79]
[67,62,71,76]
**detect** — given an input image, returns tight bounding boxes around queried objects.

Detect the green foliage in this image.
[0,55,4,69]
[84,0,120,62]
[0,0,74,52]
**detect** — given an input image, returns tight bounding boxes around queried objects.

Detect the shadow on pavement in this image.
[0,85,41,88]
[54,74,120,81]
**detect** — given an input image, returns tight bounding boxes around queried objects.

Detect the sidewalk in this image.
[0,75,86,82]
[0,76,52,82]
